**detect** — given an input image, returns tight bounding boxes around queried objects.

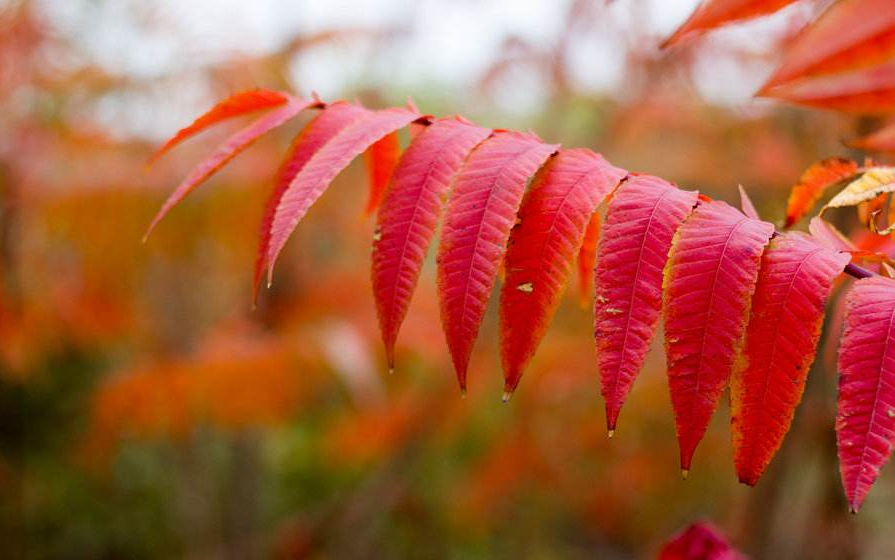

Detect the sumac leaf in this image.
[837,275,895,512]
[500,149,625,395]
[785,157,859,228]
[436,131,558,393]
[595,175,698,433]
[663,0,797,47]
[664,201,774,473]
[253,102,368,300]
[372,118,491,369]
[145,97,313,240]
[146,89,291,167]
[732,233,849,486]
[763,61,895,114]
[266,107,421,279]
[761,0,895,91]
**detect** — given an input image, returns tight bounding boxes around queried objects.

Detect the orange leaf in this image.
[784,157,859,228]
[363,131,402,216]
[146,89,290,167]
[576,211,601,308]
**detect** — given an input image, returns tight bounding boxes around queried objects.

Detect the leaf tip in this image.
[501,390,513,404]
[607,429,615,439]
[681,469,689,480]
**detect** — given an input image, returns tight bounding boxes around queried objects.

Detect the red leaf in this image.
[252,102,368,301]
[146,89,291,167]
[663,0,797,48]
[763,61,895,114]
[595,176,698,433]
[849,120,895,153]
[761,0,895,91]
[658,522,747,560]
[371,118,491,369]
[436,131,558,393]
[145,97,312,240]
[664,201,774,473]
[731,233,849,486]
[576,211,601,308]
[784,158,859,228]
[837,275,895,512]
[266,107,421,280]
[363,131,402,216]
[500,149,626,395]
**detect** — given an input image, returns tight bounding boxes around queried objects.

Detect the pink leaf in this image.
[500,148,626,395]
[371,118,491,369]
[664,201,774,473]
[595,175,698,433]
[436,131,558,393]
[253,102,368,301]
[837,275,895,512]
[266,107,421,280]
[732,233,849,486]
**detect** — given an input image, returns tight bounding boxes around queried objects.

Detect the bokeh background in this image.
[1,0,892,558]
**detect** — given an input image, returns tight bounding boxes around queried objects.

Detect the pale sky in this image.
[27,0,816,139]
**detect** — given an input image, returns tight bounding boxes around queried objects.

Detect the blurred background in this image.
[1,0,892,558]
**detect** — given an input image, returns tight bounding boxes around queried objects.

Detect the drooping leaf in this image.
[658,522,747,560]
[266,107,421,280]
[731,233,849,486]
[499,149,625,395]
[595,175,698,434]
[761,0,895,92]
[371,118,491,369]
[663,0,798,48]
[146,89,291,167]
[823,166,895,212]
[145,97,313,240]
[252,102,368,301]
[436,131,558,393]
[837,275,895,512]
[363,131,402,216]
[849,120,895,153]
[809,216,857,252]
[576,211,601,308]
[738,184,760,220]
[763,61,895,114]
[664,201,774,473]
[784,157,859,228]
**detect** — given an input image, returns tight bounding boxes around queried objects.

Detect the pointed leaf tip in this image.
[437,132,557,390]
[596,175,698,433]
[146,89,291,168]
[500,148,625,394]
[732,233,849,485]
[837,276,895,512]
[266,107,421,283]
[372,119,491,374]
[146,98,311,238]
[664,201,774,471]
